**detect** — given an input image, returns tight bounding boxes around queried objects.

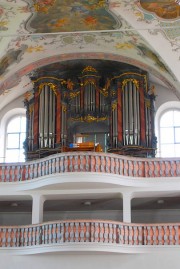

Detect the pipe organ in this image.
[24,65,156,160]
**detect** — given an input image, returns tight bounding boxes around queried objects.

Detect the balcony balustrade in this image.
[0,220,180,248]
[0,152,180,182]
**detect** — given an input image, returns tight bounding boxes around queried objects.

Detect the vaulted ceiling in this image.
[0,0,180,110]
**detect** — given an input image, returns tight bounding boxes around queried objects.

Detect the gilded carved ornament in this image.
[33,76,63,83]
[111,101,117,111]
[100,88,108,97]
[83,79,97,87]
[145,99,151,108]
[122,79,139,90]
[71,115,107,123]
[148,85,156,96]
[60,79,74,90]
[111,90,116,97]
[69,91,80,99]
[82,66,97,74]
[104,78,111,90]
[38,82,57,95]
[24,91,32,101]
[29,105,34,115]
[62,105,67,112]
[111,72,148,91]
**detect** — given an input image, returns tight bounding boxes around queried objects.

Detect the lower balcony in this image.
[0,220,180,254]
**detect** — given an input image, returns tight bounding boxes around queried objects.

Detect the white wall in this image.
[0,212,32,226]
[0,95,24,121]
[44,210,123,222]
[153,83,179,112]
[2,209,180,226]
[1,252,180,269]
[132,209,180,223]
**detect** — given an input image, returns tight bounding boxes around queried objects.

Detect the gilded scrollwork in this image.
[60,79,74,90]
[71,114,107,123]
[112,72,148,91]
[122,78,139,90]
[24,91,32,101]
[38,82,57,95]
[29,104,34,115]
[62,104,67,112]
[83,79,97,87]
[145,99,151,108]
[111,101,117,111]
[69,91,80,99]
[82,66,97,74]
[100,88,108,97]
[110,90,116,97]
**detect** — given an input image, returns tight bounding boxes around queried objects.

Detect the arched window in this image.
[159,110,180,157]
[5,115,26,162]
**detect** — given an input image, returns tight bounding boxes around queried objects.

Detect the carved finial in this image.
[82,66,97,74]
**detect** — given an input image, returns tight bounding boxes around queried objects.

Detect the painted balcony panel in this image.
[0,152,180,182]
[0,220,180,248]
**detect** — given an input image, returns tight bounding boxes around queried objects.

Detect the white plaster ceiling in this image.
[0,0,179,111]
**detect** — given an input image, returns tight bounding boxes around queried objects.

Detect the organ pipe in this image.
[38,84,56,149]
[136,88,140,145]
[112,104,118,147]
[52,92,55,148]
[129,82,133,145]
[145,102,152,147]
[133,83,137,145]
[124,84,129,145]
[122,80,140,146]
[28,106,34,151]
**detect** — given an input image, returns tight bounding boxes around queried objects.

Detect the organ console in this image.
[24,63,156,160]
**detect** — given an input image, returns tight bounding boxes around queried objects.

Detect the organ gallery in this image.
[24,60,156,160]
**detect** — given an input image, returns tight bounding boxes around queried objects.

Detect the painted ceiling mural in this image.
[0,0,179,105]
[139,0,180,20]
[26,0,120,32]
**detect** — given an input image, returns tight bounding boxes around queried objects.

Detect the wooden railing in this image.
[0,220,180,247]
[0,152,180,182]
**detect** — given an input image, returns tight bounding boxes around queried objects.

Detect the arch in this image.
[0,52,178,98]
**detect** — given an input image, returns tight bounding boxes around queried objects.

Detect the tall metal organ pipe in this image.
[38,85,56,149]
[122,81,140,146]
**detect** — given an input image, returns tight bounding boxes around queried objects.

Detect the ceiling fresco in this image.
[26,0,120,32]
[139,0,180,20]
[0,0,179,109]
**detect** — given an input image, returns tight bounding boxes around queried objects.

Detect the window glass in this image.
[20,117,26,132]
[6,149,20,163]
[160,110,180,157]
[174,111,180,126]
[160,127,174,144]
[6,116,26,162]
[7,133,20,148]
[160,111,173,127]
[20,133,26,147]
[174,144,180,157]
[7,117,21,132]
[175,127,180,143]
[161,144,174,158]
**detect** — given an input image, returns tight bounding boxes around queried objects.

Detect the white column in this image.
[123,193,131,223]
[32,195,45,224]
